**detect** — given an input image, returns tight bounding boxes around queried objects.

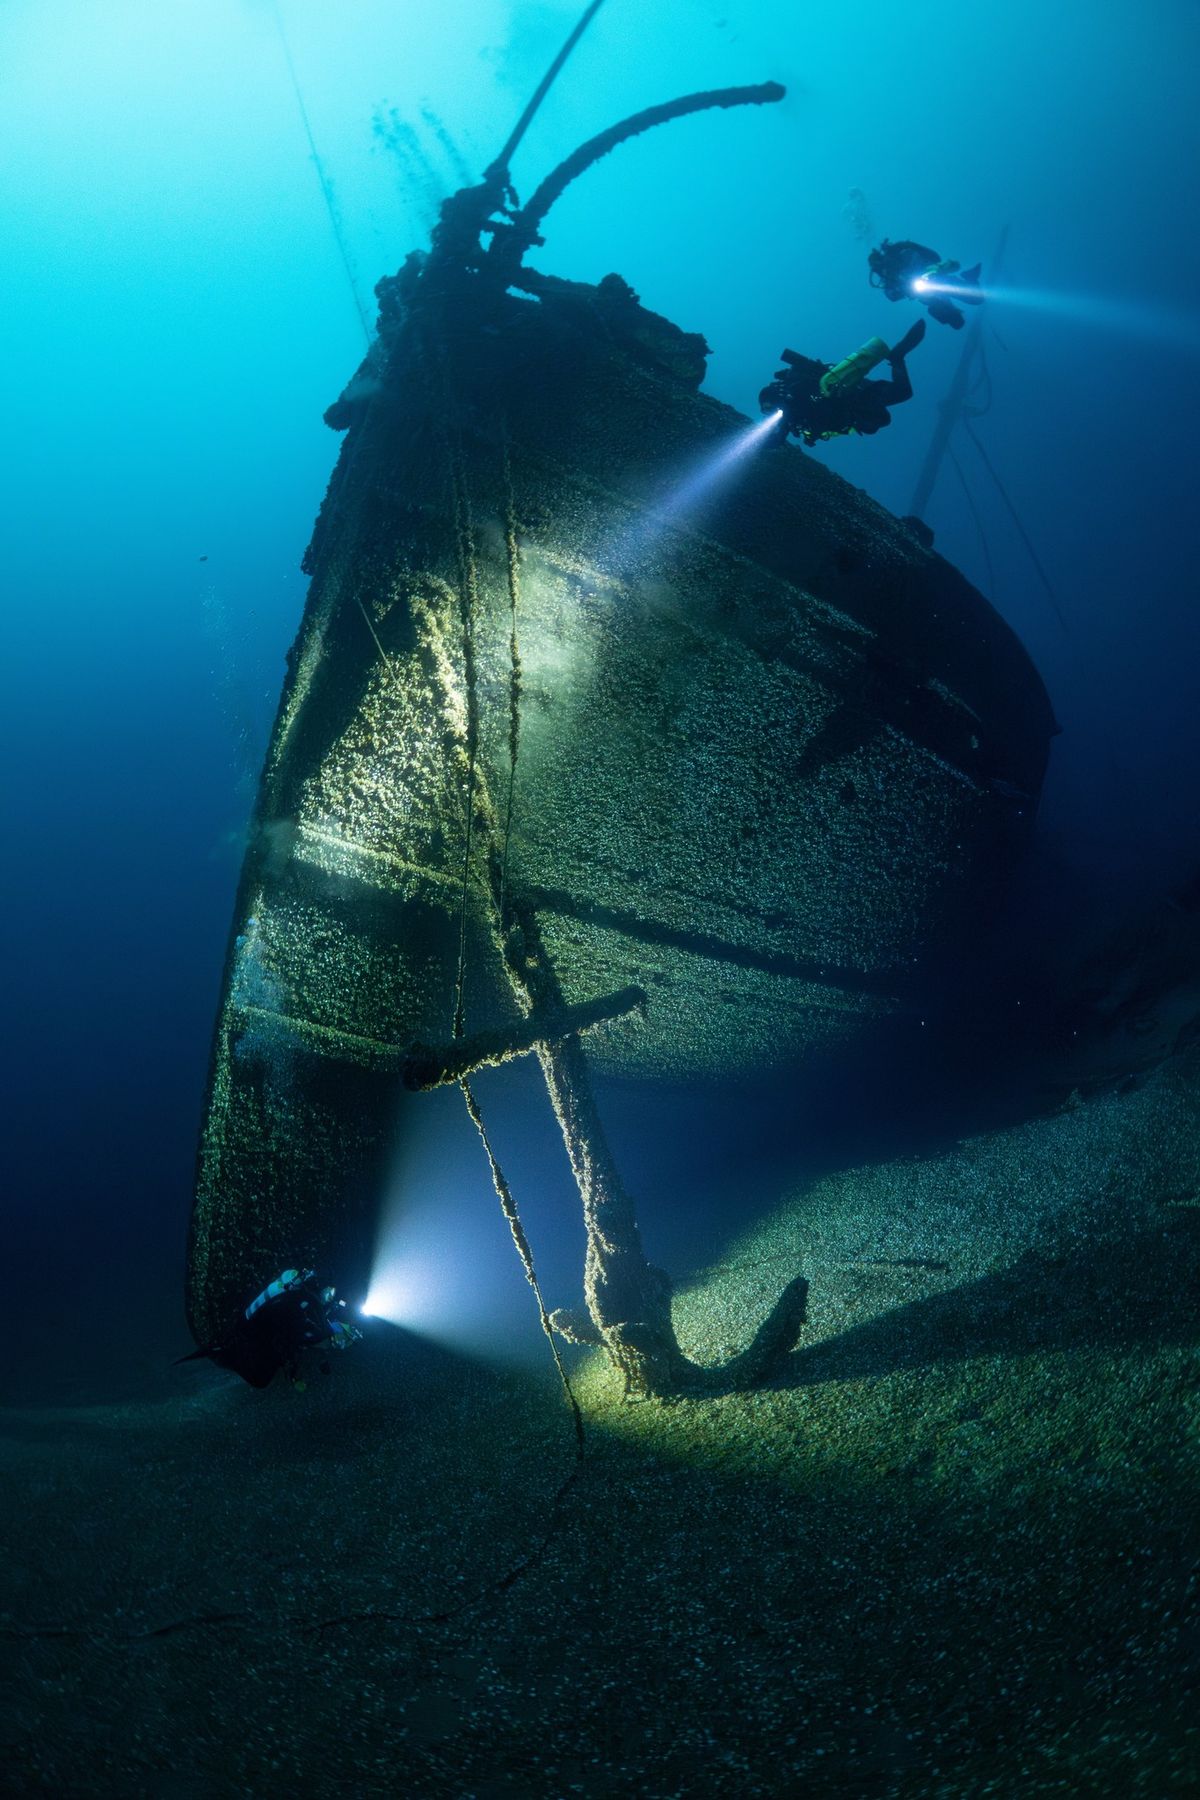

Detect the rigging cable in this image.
[269,0,373,345]
[965,336,994,419]
[948,442,998,604]
[960,415,1072,638]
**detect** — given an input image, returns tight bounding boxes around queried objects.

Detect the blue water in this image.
[3,0,1199,1395]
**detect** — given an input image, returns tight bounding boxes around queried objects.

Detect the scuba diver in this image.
[760,318,926,447]
[868,238,983,329]
[176,1268,362,1389]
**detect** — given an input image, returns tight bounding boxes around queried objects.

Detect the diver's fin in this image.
[890,318,927,362]
[960,262,982,286]
[927,299,965,329]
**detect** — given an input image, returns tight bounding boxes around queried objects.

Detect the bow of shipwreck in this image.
[185,257,1056,1391]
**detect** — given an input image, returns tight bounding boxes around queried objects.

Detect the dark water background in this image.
[3,0,1198,1399]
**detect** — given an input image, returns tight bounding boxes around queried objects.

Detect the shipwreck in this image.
[186,32,1055,1396]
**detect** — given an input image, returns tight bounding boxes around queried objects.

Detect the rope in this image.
[460,1079,586,1459]
[354,597,394,669]
[437,387,588,1494]
[311,1082,591,1634]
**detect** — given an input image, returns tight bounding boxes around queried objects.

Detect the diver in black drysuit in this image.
[760,318,926,446]
[176,1269,361,1389]
[868,238,983,329]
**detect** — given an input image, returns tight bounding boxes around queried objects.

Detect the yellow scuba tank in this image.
[819,336,889,397]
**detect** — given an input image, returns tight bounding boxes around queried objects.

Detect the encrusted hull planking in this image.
[186,269,1055,1345]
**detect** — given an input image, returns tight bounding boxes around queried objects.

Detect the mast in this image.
[907,224,1009,523]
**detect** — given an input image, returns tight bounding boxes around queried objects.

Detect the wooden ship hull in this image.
[185,263,1055,1345]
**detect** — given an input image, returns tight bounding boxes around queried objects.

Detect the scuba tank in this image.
[245,1267,307,1319]
[819,336,889,397]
